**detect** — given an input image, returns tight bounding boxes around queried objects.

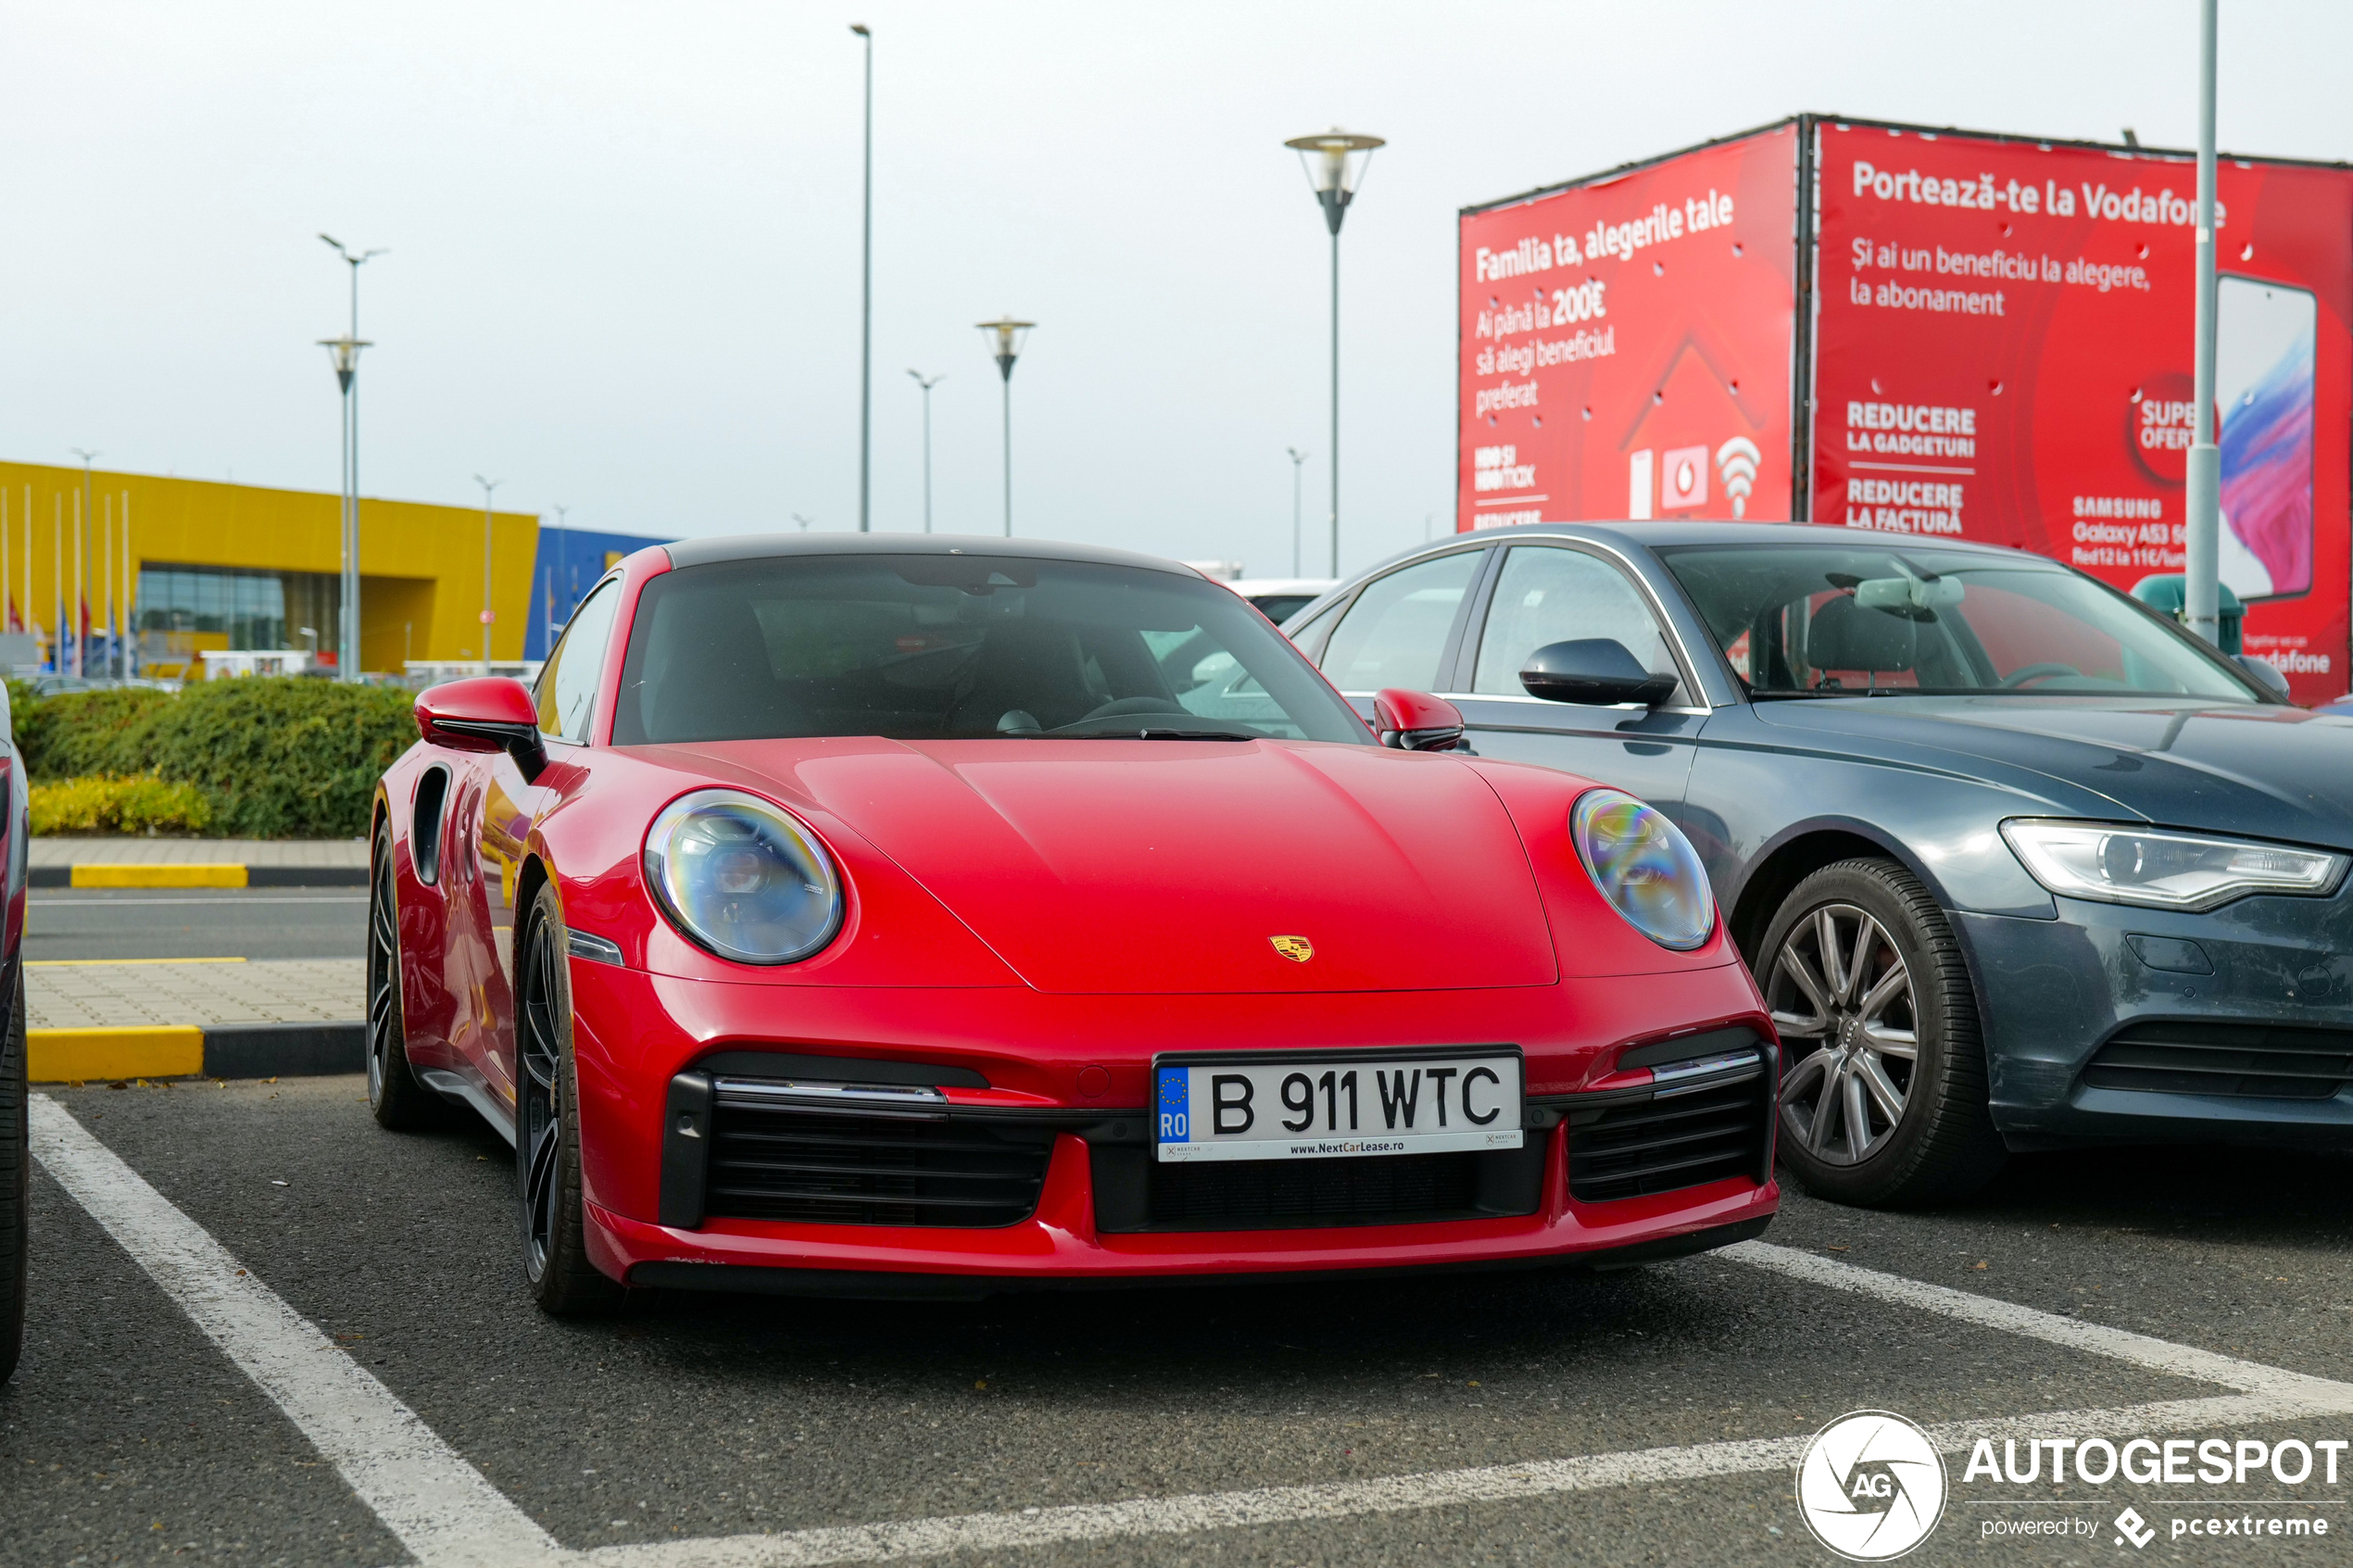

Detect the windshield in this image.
[610,555,1371,745]
[1656,545,2264,702]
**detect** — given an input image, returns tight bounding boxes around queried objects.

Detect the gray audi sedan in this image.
[1287,521,2347,1207]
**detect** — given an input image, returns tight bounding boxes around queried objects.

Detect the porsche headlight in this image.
[2000,820,2347,912]
[645,789,843,964]
[1570,787,1716,950]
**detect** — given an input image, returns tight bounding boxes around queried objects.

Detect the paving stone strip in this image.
[28,836,371,867]
[27,958,364,1030]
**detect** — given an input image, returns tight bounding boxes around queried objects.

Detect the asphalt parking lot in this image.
[24,889,369,962]
[10,1071,2353,1566]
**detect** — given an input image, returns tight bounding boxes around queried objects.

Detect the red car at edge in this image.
[369,534,1778,1312]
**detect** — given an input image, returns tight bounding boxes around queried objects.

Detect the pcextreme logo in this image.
[1796,1410,1949,1561]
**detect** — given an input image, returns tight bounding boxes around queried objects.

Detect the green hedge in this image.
[15,678,420,838]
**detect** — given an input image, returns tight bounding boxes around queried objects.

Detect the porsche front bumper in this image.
[565,958,1780,1293]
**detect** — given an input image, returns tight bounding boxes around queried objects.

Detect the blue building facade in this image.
[523,526,673,660]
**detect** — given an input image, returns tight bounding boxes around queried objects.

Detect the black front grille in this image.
[1149,1150,1480,1228]
[1567,1073,1768,1203]
[1089,1141,1546,1233]
[704,1098,1053,1228]
[2082,1021,2353,1100]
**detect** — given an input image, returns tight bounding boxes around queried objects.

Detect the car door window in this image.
[535,579,622,743]
[1283,596,1345,660]
[1471,546,1687,703]
[1318,550,1482,692]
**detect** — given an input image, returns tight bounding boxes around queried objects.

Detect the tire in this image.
[0,968,25,1384]
[1757,858,2006,1207]
[515,882,623,1316]
[367,819,455,1132]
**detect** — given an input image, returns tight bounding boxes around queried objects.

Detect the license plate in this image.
[1152,1050,1523,1163]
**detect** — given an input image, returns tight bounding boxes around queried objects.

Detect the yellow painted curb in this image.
[70,863,249,889]
[30,1025,207,1082]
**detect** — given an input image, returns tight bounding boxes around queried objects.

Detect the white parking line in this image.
[28,1097,564,1568]
[581,1396,2344,1568]
[31,1091,2353,1568]
[1720,1238,2353,1405]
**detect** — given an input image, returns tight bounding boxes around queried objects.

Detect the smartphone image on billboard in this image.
[2216,275,2316,601]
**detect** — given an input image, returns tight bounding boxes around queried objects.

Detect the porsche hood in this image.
[670,739,1560,994]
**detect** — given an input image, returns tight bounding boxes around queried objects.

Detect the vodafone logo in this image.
[1795,1410,1948,1561]
[1659,445,1709,509]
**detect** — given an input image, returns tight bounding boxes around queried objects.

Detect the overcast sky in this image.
[4,1,2348,577]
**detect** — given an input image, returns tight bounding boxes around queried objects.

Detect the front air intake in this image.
[682,1074,1052,1228]
[1567,1055,1771,1204]
[2082,1021,2353,1100]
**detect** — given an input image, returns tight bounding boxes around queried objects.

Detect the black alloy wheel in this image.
[515,883,623,1315]
[0,967,26,1384]
[367,820,451,1132]
[1758,858,2006,1207]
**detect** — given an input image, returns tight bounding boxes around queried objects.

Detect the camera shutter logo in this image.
[1794,1410,1947,1561]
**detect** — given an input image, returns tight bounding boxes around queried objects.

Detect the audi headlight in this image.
[2000,820,2347,912]
[1570,788,1716,950]
[645,789,844,964]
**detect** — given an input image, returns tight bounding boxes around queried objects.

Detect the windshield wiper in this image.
[1076,726,1255,741]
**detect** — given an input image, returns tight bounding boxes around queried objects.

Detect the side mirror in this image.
[1373,688,1467,752]
[2233,653,2292,701]
[416,678,547,781]
[1519,639,1679,708]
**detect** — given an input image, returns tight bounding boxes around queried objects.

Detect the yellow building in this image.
[0,461,541,676]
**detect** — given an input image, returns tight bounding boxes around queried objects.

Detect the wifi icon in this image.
[1715,437,1763,519]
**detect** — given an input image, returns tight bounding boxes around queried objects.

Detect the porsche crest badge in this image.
[1269,935,1315,963]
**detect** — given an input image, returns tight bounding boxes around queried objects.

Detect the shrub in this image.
[30,774,214,836]
[19,678,420,838]
[15,684,172,779]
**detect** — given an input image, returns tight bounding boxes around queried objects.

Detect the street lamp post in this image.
[320,235,384,680]
[850,23,874,533]
[546,503,570,654]
[474,475,503,676]
[317,333,370,675]
[907,370,943,533]
[68,448,96,677]
[1285,446,1308,576]
[975,318,1034,537]
[1283,128,1383,578]
[2183,0,2223,646]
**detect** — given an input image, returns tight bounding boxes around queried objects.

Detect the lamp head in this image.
[975,317,1035,382]
[1283,128,1385,232]
[317,334,371,390]
[849,22,869,35]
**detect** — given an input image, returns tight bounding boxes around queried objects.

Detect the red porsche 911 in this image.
[370,535,1777,1312]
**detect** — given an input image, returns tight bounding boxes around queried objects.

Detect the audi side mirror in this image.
[1373,688,1468,752]
[2233,654,2292,702]
[1519,639,1679,708]
[416,678,547,781]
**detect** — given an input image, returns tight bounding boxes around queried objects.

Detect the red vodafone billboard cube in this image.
[1459,115,2353,702]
